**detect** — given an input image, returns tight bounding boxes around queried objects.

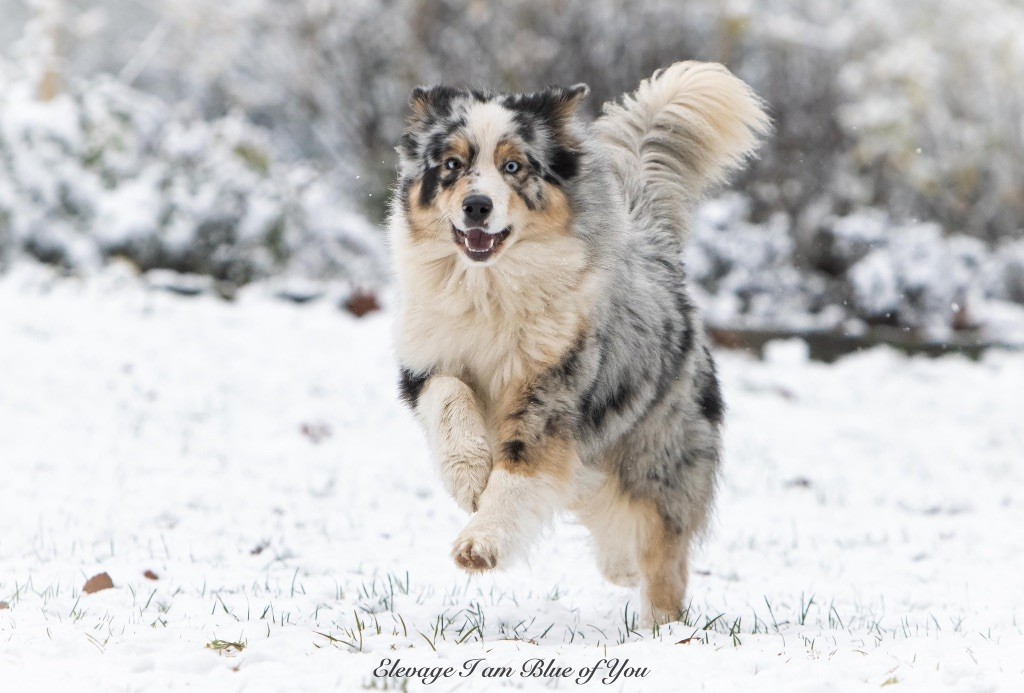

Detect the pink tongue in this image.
[465,228,493,252]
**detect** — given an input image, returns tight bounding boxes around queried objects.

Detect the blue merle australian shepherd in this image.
[389,62,768,624]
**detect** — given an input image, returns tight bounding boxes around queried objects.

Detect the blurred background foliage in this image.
[1,0,1023,341]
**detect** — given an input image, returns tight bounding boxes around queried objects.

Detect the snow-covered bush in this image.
[0,69,384,286]
[847,226,986,329]
[689,195,825,331]
[981,238,1024,303]
[690,198,1024,342]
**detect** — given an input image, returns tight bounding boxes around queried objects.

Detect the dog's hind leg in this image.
[635,503,692,627]
[573,470,642,587]
[575,472,692,623]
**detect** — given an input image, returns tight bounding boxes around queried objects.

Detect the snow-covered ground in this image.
[1,263,1022,692]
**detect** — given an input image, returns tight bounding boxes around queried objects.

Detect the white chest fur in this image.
[394,237,594,408]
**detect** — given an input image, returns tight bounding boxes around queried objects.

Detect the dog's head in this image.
[394,83,589,265]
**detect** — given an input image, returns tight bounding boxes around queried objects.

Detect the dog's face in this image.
[394,84,588,265]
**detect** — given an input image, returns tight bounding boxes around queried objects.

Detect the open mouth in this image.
[452,224,512,262]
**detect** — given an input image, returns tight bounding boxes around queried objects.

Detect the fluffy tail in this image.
[595,61,769,241]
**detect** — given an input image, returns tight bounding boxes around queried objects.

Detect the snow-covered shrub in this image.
[795,207,889,278]
[988,240,1024,305]
[691,196,834,331]
[691,198,1021,341]
[848,225,986,329]
[0,70,384,285]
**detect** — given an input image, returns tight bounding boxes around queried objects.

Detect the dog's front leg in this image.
[414,375,492,513]
[452,382,579,572]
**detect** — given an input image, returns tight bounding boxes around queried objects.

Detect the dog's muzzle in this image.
[452,225,512,262]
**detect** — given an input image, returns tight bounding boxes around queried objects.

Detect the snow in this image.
[1,263,1023,691]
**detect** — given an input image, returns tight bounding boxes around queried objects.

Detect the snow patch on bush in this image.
[0,69,385,288]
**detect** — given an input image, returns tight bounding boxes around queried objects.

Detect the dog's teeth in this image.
[455,225,506,258]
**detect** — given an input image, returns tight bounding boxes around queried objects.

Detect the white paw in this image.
[439,436,492,513]
[451,525,503,573]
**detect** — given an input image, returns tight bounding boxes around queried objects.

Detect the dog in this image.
[388,62,768,624]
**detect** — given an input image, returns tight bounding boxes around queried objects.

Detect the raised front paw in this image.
[439,436,492,513]
[451,528,501,573]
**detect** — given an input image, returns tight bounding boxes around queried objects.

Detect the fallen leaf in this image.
[773,385,797,400]
[0,601,9,610]
[344,291,380,318]
[143,570,159,580]
[83,572,114,594]
[300,421,332,444]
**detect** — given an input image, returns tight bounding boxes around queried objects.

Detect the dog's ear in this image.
[409,85,462,119]
[513,85,590,157]
[504,83,590,130]
[409,86,433,117]
[555,83,590,120]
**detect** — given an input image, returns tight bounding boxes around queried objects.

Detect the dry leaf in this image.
[0,601,9,610]
[344,291,380,318]
[83,572,114,594]
[143,570,159,580]
[300,421,332,444]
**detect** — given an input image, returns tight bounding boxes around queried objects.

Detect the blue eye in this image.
[445,157,462,171]
[503,160,520,174]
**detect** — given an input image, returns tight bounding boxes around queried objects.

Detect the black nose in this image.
[462,195,492,223]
